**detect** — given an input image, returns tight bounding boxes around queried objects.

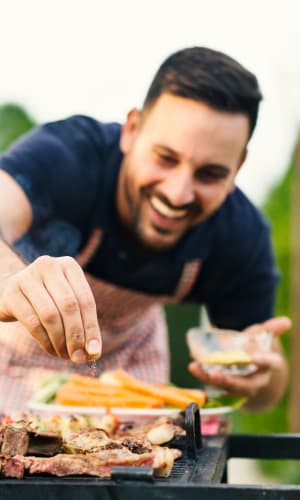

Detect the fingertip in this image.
[86,339,102,358]
[252,354,267,364]
[265,316,292,334]
[71,349,87,363]
[276,316,292,329]
[188,361,201,374]
[210,371,225,384]
[282,316,292,329]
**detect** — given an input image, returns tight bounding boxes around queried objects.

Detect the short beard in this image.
[123,185,172,251]
[122,173,154,251]
[131,211,163,252]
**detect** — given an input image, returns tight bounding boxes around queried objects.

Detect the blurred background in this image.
[1,0,300,483]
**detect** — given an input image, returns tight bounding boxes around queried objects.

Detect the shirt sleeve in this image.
[0,116,101,229]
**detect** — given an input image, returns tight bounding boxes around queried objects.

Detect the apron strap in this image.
[76,228,103,267]
[172,259,202,302]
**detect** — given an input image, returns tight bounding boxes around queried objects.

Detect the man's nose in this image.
[160,166,194,207]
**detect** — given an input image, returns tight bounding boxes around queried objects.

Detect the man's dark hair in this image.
[143,47,263,140]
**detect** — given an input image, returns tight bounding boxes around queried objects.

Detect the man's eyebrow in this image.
[153,144,179,157]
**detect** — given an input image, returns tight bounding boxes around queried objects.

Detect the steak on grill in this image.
[1,455,25,479]
[0,421,62,457]
[1,446,181,478]
[1,426,29,457]
[62,429,152,455]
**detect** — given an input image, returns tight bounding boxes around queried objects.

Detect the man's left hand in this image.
[188,316,291,411]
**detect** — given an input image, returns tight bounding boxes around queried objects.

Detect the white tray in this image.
[27,401,233,418]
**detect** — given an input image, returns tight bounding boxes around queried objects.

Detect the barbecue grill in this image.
[1,403,300,500]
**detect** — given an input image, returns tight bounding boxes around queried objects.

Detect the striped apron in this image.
[0,229,201,415]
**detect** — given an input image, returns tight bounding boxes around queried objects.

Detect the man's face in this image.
[117,94,249,251]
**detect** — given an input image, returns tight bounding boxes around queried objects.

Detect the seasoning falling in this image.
[87,359,98,377]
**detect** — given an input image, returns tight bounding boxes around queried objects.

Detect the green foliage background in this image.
[0,102,297,482]
[0,104,35,152]
[231,162,298,483]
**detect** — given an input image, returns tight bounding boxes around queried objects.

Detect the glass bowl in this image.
[186,327,273,376]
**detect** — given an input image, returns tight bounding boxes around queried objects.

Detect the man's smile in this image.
[150,195,188,220]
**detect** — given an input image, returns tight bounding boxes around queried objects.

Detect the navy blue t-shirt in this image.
[0,115,279,329]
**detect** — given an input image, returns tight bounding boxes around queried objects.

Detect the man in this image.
[0,47,290,413]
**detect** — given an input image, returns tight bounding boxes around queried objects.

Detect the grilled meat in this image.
[115,416,185,445]
[0,419,62,457]
[62,429,123,454]
[1,455,25,479]
[0,414,183,479]
[1,426,29,456]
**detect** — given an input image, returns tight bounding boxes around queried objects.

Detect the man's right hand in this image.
[0,255,102,363]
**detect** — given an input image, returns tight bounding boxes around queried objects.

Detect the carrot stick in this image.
[61,382,134,396]
[156,385,207,407]
[112,370,202,408]
[55,391,161,408]
[68,374,107,388]
[55,384,163,408]
[62,382,164,405]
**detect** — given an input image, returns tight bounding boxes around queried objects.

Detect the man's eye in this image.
[195,170,226,183]
[158,154,176,165]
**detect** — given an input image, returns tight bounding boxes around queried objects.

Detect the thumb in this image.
[245,316,292,336]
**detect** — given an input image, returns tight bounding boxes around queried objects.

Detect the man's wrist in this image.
[0,237,27,279]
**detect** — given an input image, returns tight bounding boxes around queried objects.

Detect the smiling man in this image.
[117,95,248,250]
[0,47,290,413]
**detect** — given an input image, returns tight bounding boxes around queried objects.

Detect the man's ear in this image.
[229,148,248,193]
[120,108,141,154]
[238,147,248,171]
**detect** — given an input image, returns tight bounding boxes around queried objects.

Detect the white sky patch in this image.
[0,0,299,205]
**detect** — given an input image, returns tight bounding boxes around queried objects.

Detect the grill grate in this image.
[166,456,189,479]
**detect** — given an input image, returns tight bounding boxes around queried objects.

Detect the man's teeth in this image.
[150,196,187,219]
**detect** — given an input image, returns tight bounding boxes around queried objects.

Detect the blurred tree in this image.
[232,159,297,483]
[0,103,35,152]
[289,137,300,433]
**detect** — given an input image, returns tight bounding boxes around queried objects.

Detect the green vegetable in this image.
[203,394,246,410]
[30,372,69,403]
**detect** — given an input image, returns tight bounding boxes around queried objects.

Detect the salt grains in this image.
[87,359,98,377]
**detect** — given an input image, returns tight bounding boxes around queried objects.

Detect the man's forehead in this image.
[142,94,249,136]
[139,94,249,160]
